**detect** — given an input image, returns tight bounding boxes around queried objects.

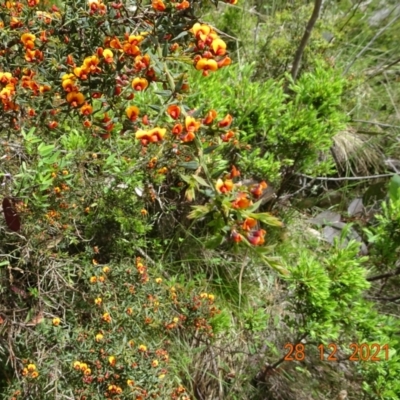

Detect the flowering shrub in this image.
[3,256,221,399]
[1,0,283,254]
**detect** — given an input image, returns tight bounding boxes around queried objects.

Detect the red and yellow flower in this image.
[132,77,148,91]
[66,91,85,107]
[247,229,266,246]
[195,58,218,76]
[126,105,140,121]
[218,114,233,128]
[152,0,166,11]
[135,127,166,145]
[215,179,234,193]
[232,193,252,209]
[167,105,180,120]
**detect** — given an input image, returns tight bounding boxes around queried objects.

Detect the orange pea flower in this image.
[66,91,85,107]
[126,105,140,121]
[191,23,212,40]
[227,165,240,179]
[132,77,148,91]
[135,127,166,145]
[62,78,77,92]
[167,105,180,120]
[39,30,48,43]
[180,132,195,142]
[39,85,51,93]
[231,229,242,243]
[21,33,36,49]
[185,116,201,133]
[109,36,122,49]
[176,0,190,9]
[108,356,116,366]
[103,49,113,63]
[10,17,23,29]
[148,127,166,142]
[250,181,268,198]
[25,49,43,62]
[211,38,227,56]
[134,54,150,71]
[152,0,166,11]
[218,114,233,128]
[242,217,257,231]
[0,72,13,84]
[48,121,58,129]
[66,54,75,66]
[195,58,218,76]
[172,123,183,135]
[123,43,141,56]
[73,67,88,80]
[203,109,217,125]
[215,179,234,193]
[247,229,266,246]
[80,103,93,115]
[83,55,101,73]
[221,130,234,142]
[128,35,144,45]
[218,56,232,68]
[232,193,252,209]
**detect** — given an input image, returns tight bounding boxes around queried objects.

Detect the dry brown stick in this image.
[290,0,323,82]
[367,266,400,282]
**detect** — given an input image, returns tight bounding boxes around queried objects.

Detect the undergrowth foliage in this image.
[2,0,400,399]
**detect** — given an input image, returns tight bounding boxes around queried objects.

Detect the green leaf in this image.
[204,234,224,249]
[247,200,263,212]
[192,175,210,188]
[246,212,283,227]
[180,174,191,184]
[172,31,188,41]
[154,90,172,97]
[149,105,161,112]
[203,145,220,155]
[389,175,400,202]
[187,205,211,220]
[38,143,55,157]
[178,161,199,170]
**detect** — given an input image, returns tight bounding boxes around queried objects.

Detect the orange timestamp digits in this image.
[284,343,389,362]
[319,343,389,362]
[284,343,306,361]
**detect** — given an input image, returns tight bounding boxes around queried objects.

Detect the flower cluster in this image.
[190,23,232,76]
[21,363,39,379]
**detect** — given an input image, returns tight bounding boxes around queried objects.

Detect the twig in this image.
[365,294,400,301]
[238,253,249,308]
[367,266,400,282]
[280,178,316,201]
[290,0,323,82]
[351,120,400,129]
[297,173,394,182]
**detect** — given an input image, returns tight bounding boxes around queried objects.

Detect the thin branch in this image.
[352,120,400,129]
[290,0,323,82]
[297,173,395,182]
[365,294,400,302]
[367,266,400,282]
